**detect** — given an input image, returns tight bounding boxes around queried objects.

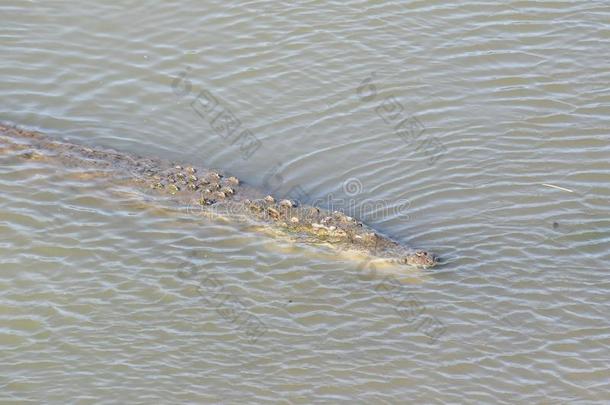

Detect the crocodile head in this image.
[401,250,437,268]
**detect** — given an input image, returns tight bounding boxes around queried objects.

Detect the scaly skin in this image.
[0,124,438,268]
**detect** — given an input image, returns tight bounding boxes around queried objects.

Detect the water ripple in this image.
[1,0,609,403]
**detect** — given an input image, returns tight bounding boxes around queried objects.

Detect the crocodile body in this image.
[0,124,438,268]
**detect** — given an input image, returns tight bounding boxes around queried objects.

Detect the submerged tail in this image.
[0,123,46,141]
[0,123,126,169]
[0,123,39,154]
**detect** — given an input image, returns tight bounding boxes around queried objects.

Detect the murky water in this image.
[1,1,609,403]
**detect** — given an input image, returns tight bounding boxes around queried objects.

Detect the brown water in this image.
[1,1,609,403]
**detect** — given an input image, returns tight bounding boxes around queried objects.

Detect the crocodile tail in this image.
[0,123,49,157]
[0,123,47,141]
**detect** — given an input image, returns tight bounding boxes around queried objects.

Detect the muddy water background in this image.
[1,1,609,403]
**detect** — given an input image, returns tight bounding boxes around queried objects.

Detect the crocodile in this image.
[0,124,438,269]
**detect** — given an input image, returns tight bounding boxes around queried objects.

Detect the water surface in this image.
[1,1,609,403]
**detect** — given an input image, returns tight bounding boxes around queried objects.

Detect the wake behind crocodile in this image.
[0,124,439,270]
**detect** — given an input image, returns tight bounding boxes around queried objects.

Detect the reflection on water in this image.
[1,0,609,403]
